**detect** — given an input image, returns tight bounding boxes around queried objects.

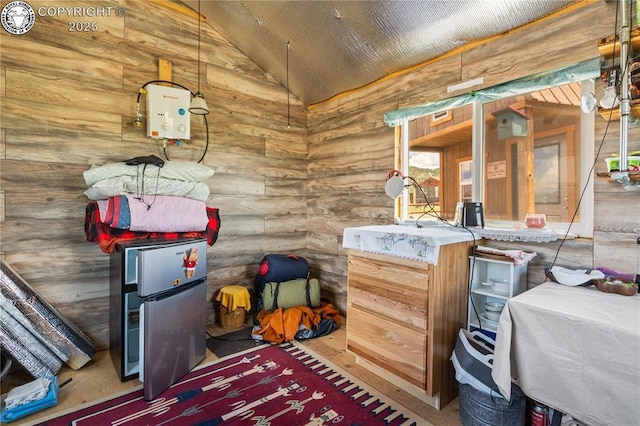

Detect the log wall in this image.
[1,1,639,352]
[0,0,307,349]
[307,1,640,311]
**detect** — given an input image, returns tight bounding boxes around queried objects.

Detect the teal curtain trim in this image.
[383,57,602,127]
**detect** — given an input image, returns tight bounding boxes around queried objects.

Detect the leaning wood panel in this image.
[1,259,96,370]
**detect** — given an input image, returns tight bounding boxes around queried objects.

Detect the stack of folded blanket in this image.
[83,159,220,253]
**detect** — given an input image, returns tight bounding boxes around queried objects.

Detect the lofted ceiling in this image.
[181,0,582,106]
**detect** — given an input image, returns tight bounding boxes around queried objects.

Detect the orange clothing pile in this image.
[255,302,341,344]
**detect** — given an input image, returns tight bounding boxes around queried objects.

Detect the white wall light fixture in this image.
[447,77,485,94]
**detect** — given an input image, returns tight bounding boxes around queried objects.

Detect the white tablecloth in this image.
[473,227,562,243]
[342,224,476,264]
[492,282,640,426]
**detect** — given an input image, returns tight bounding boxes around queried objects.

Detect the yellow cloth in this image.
[216,285,251,312]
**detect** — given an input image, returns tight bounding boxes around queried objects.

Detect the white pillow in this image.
[83,161,214,187]
[84,176,210,201]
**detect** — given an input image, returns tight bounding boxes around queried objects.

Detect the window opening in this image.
[408,150,441,219]
[399,79,594,237]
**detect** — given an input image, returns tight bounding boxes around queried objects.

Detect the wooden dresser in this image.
[346,240,474,410]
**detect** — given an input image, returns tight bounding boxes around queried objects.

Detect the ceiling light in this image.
[189,93,209,115]
[600,86,619,110]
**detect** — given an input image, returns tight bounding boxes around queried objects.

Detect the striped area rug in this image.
[35,342,427,425]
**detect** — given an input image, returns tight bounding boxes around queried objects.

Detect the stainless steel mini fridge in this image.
[109,238,207,400]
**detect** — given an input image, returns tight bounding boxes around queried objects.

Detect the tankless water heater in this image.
[146,84,191,140]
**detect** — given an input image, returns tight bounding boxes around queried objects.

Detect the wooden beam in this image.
[598,28,640,60]
[150,0,206,21]
[410,120,472,149]
[523,106,536,216]
[158,59,172,85]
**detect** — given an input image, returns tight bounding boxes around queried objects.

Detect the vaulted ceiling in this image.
[182,0,582,106]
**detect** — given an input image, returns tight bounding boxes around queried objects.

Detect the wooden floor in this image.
[2,320,462,425]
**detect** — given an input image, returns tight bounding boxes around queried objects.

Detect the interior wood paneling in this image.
[1,0,638,366]
[0,0,308,350]
[306,0,639,318]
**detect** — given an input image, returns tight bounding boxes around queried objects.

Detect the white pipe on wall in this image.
[612,0,640,189]
[619,0,630,173]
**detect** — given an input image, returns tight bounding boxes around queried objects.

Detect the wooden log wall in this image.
[0,0,307,350]
[307,0,640,312]
[2,0,639,354]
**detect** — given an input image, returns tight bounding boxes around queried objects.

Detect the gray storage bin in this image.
[458,382,526,426]
[451,329,526,426]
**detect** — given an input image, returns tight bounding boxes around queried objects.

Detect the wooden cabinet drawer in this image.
[348,251,429,330]
[347,306,428,390]
[348,251,429,292]
[348,281,428,330]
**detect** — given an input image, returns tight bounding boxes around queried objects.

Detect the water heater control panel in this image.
[146,84,191,140]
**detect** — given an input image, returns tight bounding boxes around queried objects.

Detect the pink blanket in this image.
[124,194,209,232]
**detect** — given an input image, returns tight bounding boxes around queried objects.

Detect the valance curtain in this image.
[383,57,602,127]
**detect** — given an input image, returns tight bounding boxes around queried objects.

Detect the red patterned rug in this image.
[35,342,424,425]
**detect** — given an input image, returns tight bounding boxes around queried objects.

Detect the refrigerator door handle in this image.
[139,303,145,383]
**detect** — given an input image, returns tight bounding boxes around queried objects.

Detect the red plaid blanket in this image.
[84,201,220,254]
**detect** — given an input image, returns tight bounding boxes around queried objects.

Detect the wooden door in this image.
[533,126,576,222]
